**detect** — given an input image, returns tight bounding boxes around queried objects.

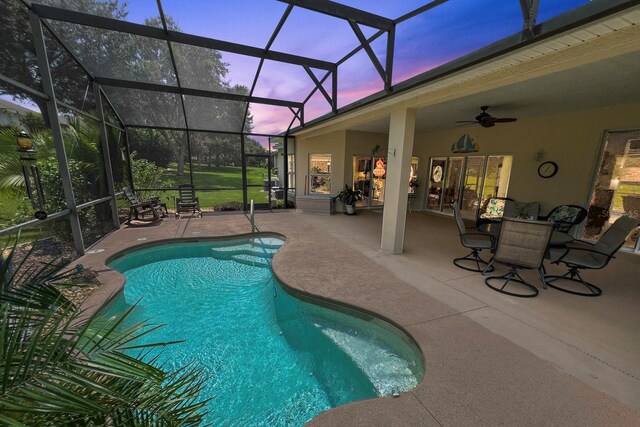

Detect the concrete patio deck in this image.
[77,210,640,426]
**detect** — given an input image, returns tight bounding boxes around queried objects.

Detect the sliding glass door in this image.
[352,156,387,208]
[426,158,447,210]
[460,156,485,218]
[442,157,464,213]
[585,130,640,252]
[426,155,512,219]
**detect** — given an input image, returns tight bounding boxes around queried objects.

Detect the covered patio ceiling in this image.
[18,0,640,137]
[349,48,640,133]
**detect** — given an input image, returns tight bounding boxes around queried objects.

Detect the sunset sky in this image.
[5,0,590,136]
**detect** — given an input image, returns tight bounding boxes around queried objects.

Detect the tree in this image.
[1,0,255,184]
[0,0,129,126]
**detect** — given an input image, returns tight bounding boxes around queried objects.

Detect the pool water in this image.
[106,236,423,426]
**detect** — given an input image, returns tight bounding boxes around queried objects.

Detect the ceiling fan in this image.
[456,106,517,128]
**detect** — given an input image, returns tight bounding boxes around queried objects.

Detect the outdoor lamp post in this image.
[16,130,47,219]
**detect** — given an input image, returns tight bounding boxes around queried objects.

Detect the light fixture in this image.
[16,130,47,219]
[16,130,34,151]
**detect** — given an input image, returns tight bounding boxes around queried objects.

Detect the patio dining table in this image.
[478,222,574,247]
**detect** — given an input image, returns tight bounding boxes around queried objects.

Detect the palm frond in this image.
[0,244,209,425]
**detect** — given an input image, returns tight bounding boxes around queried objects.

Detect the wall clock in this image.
[538,161,558,178]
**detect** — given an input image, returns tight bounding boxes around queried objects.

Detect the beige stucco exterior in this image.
[295,102,640,216]
[412,102,640,214]
[293,15,640,231]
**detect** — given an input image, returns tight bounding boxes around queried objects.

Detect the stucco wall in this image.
[413,102,640,214]
[295,130,346,199]
[294,102,640,216]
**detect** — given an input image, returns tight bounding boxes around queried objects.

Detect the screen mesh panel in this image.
[252,60,315,103]
[172,43,259,94]
[183,96,246,133]
[102,86,186,128]
[0,0,44,91]
[268,7,359,62]
[57,106,110,203]
[36,0,163,27]
[392,0,522,85]
[127,127,190,189]
[45,20,177,85]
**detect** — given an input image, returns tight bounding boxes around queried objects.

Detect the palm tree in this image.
[0,128,56,192]
[0,243,209,425]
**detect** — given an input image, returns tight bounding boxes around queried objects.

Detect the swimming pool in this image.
[106,235,423,426]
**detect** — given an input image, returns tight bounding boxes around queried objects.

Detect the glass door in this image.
[353,156,371,207]
[479,155,512,216]
[371,157,386,207]
[442,157,464,213]
[585,130,640,251]
[426,157,446,211]
[460,156,486,218]
[352,156,387,208]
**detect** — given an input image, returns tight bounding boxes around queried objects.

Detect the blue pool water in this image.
[106,236,423,426]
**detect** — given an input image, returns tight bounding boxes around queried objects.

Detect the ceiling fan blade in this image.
[493,118,517,123]
[455,120,477,123]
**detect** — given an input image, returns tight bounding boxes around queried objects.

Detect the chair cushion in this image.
[480,199,506,219]
[504,201,540,220]
[547,206,580,223]
[461,235,492,250]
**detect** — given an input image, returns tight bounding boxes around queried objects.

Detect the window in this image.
[585,130,640,252]
[309,153,331,194]
[426,155,512,218]
[409,156,419,194]
[287,154,295,190]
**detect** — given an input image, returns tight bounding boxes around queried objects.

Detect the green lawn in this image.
[147,164,277,210]
[2,164,280,245]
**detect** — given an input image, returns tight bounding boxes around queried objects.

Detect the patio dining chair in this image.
[541,204,588,233]
[504,200,540,220]
[545,215,640,296]
[122,187,165,223]
[475,196,513,227]
[484,218,553,298]
[175,184,202,219]
[452,204,495,273]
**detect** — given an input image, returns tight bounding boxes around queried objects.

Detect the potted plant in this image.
[409,178,420,194]
[335,185,363,215]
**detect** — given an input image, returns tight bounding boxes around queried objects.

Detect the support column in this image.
[380,108,415,254]
[29,12,85,255]
[93,83,121,228]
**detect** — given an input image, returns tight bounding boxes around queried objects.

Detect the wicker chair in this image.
[484,218,553,298]
[452,204,495,273]
[546,215,640,296]
[541,204,588,233]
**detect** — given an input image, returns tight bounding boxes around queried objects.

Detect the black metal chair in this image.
[484,218,553,298]
[546,215,640,296]
[475,196,513,227]
[452,204,495,273]
[541,205,588,233]
[175,184,202,219]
